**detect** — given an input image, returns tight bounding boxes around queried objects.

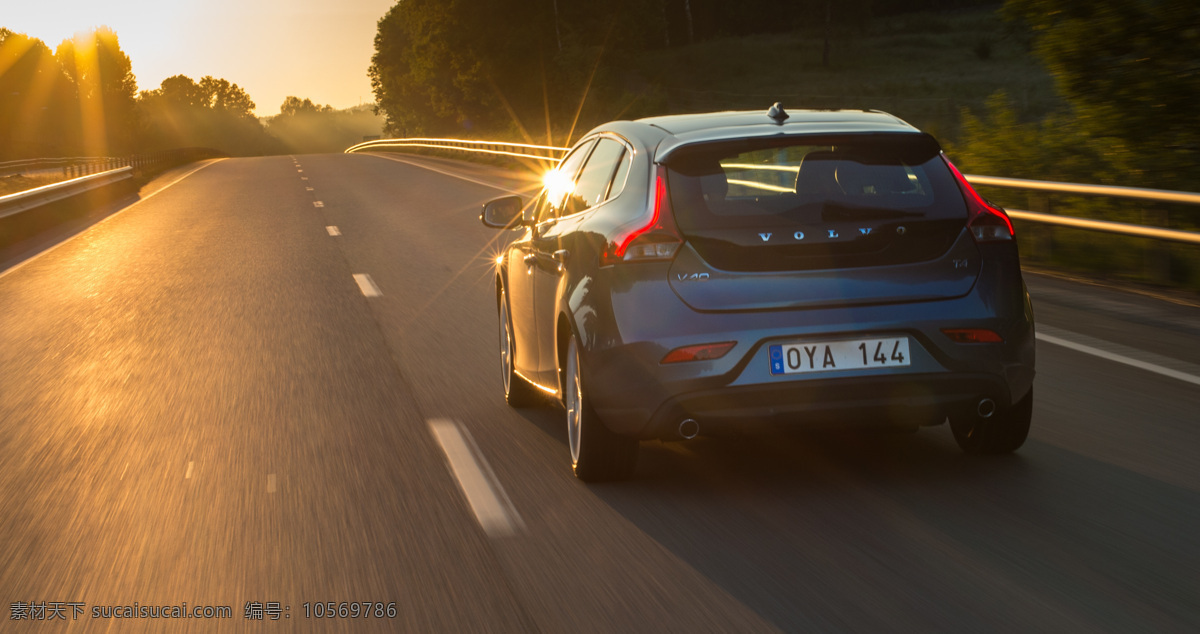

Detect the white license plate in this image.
[769,337,911,375]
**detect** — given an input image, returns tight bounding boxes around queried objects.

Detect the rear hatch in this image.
[664,133,980,311]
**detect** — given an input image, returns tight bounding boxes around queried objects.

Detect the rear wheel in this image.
[950,388,1033,454]
[564,335,638,482]
[498,287,539,407]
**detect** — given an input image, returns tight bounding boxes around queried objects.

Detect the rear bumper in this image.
[574,245,1034,439]
[626,372,1016,439]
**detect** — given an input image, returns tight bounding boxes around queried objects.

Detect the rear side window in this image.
[608,150,632,200]
[564,137,626,216]
[545,139,595,217]
[666,134,965,232]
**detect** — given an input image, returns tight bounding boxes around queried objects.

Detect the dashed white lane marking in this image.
[326,226,341,236]
[353,274,381,297]
[185,461,194,479]
[1038,325,1200,388]
[119,462,129,481]
[428,419,522,538]
[305,187,314,191]
[301,176,308,181]
[267,474,277,493]
[0,159,225,280]
[369,154,528,196]
[313,201,324,208]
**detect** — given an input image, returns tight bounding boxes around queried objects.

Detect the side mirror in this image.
[480,195,524,228]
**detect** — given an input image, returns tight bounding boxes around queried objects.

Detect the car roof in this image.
[588,107,926,161]
[637,108,916,136]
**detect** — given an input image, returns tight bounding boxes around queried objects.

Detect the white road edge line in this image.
[326,226,341,236]
[1037,331,1200,388]
[428,419,523,538]
[185,461,194,479]
[0,159,226,280]
[353,273,381,297]
[368,153,530,196]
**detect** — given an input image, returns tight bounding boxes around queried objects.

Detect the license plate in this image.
[769,337,911,375]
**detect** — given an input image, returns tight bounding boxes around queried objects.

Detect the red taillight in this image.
[661,341,736,364]
[600,165,683,265]
[942,328,1004,343]
[940,154,1014,242]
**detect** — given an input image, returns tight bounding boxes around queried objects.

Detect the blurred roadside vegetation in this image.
[0,27,383,162]
[951,0,1200,291]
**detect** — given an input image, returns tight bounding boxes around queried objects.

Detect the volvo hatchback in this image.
[482,105,1035,481]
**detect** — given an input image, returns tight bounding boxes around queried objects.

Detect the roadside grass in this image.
[0,173,70,197]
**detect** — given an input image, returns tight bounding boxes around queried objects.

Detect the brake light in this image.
[940,154,1014,242]
[942,328,1004,343]
[661,341,736,364]
[600,165,683,265]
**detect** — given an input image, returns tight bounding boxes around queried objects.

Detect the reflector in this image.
[941,328,1004,343]
[661,341,736,364]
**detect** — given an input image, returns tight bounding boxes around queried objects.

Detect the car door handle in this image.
[552,249,569,272]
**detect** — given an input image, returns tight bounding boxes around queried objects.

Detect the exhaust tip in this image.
[977,398,996,418]
[678,419,700,440]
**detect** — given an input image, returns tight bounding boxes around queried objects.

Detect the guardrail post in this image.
[1026,194,1053,263]
[1143,204,1171,283]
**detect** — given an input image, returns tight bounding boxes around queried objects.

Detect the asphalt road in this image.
[1,153,1197,632]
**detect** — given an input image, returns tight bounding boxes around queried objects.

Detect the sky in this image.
[3,0,396,117]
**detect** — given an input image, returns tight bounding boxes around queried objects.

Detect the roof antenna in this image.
[767,102,789,124]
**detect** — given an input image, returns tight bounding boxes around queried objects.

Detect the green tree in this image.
[0,29,80,159]
[369,0,672,141]
[143,74,208,108]
[279,96,333,117]
[1003,0,1200,189]
[137,74,278,156]
[54,26,138,155]
[198,76,256,119]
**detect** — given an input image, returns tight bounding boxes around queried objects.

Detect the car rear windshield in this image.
[664,133,966,232]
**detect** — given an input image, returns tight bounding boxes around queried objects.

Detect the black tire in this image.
[564,335,638,482]
[950,388,1033,455]
[498,286,540,407]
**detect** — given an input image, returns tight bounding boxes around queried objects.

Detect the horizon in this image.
[4,0,395,117]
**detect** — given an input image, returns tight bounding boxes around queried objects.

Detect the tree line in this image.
[368,0,998,142]
[0,27,381,161]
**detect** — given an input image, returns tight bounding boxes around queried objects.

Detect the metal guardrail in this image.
[962,175,1200,207]
[345,137,567,161]
[347,137,1200,245]
[0,148,224,220]
[962,174,1200,246]
[0,156,132,179]
[0,167,133,220]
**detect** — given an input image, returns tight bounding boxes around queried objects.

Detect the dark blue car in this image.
[482,105,1035,481]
